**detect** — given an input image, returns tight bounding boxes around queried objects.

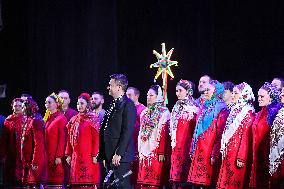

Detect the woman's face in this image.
[176,85,188,100]
[281,87,284,104]
[12,100,23,115]
[231,87,241,104]
[147,89,158,106]
[45,96,58,112]
[258,88,272,107]
[204,83,215,100]
[77,98,88,113]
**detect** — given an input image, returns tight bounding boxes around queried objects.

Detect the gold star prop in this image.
[150,43,178,104]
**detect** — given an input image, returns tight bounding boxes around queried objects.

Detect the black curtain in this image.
[0,0,284,116]
[0,0,117,115]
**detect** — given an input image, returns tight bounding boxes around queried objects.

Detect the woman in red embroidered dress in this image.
[217,82,255,189]
[137,85,171,189]
[188,80,229,188]
[44,93,68,188]
[269,86,284,188]
[169,80,198,189]
[4,98,25,187]
[21,98,47,187]
[65,93,101,189]
[249,82,281,189]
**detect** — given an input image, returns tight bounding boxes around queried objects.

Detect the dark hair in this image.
[127,87,140,96]
[23,99,39,117]
[58,89,70,95]
[177,80,195,93]
[110,74,128,91]
[149,85,160,95]
[222,81,235,91]
[273,77,284,88]
[11,98,24,107]
[21,93,33,99]
[91,91,104,99]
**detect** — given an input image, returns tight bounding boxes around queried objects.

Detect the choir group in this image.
[0,74,283,189]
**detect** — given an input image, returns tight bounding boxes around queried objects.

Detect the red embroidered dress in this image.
[169,99,198,183]
[188,81,229,186]
[21,117,47,184]
[137,103,170,186]
[217,82,255,189]
[65,112,101,185]
[45,111,68,185]
[4,114,25,184]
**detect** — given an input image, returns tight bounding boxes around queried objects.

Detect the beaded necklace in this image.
[140,103,167,142]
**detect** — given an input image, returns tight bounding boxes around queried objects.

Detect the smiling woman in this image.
[65,92,101,188]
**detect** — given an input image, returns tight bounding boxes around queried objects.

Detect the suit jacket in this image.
[99,95,136,163]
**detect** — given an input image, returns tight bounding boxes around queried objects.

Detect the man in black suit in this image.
[99,74,136,189]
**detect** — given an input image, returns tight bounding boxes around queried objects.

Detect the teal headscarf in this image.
[191,80,227,154]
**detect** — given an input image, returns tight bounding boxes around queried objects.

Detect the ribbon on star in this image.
[150,43,178,104]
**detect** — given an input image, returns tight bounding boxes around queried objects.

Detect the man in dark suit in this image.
[99,74,136,189]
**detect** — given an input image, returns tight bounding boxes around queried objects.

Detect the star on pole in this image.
[150,43,178,104]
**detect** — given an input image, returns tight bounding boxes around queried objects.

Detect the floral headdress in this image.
[177,79,194,96]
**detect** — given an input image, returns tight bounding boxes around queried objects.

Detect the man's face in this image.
[126,89,138,103]
[58,92,70,107]
[198,76,210,94]
[272,79,282,90]
[90,94,104,109]
[107,79,121,97]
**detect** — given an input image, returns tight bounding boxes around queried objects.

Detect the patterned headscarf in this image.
[260,82,281,126]
[235,82,255,107]
[192,80,227,154]
[221,82,255,154]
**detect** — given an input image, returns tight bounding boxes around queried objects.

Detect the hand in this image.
[103,160,106,168]
[210,157,216,165]
[158,155,165,162]
[236,159,244,168]
[112,154,121,166]
[92,157,97,164]
[55,158,62,165]
[31,165,38,171]
[66,156,71,165]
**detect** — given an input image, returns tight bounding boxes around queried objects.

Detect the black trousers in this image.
[106,162,133,189]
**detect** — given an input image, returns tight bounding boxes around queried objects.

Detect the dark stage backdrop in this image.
[0,0,283,116]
